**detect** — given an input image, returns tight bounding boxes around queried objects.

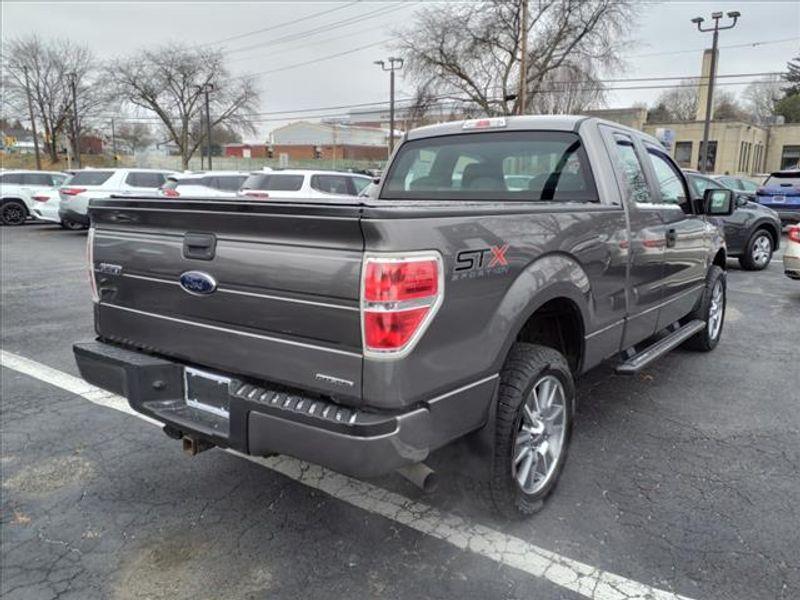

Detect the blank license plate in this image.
[184,367,231,418]
[771,195,785,203]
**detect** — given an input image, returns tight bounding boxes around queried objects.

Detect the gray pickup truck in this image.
[74,116,736,517]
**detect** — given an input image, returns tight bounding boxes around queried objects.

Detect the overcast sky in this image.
[4,1,799,141]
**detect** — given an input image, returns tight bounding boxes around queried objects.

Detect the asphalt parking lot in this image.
[2,223,799,600]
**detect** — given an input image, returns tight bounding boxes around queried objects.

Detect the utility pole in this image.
[197,83,215,170]
[375,57,403,154]
[22,66,42,170]
[68,72,81,168]
[691,10,740,173]
[111,118,118,164]
[518,0,529,115]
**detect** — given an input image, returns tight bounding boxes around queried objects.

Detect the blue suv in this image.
[756,169,800,225]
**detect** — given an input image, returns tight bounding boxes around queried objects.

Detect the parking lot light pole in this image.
[692,10,740,173]
[68,72,81,168]
[196,83,215,170]
[375,57,403,154]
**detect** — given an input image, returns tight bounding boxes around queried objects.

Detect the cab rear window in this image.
[381,131,597,202]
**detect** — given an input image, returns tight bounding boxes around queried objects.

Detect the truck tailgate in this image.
[89,198,364,403]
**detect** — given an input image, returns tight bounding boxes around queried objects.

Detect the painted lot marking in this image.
[1,349,692,600]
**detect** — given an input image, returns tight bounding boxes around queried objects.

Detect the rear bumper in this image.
[59,207,90,226]
[785,254,800,279]
[73,340,496,478]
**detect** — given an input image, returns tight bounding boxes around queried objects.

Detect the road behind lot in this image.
[2,223,799,600]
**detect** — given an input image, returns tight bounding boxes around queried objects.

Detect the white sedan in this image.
[785,225,800,280]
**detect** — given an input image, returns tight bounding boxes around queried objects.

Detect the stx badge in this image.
[453,244,510,280]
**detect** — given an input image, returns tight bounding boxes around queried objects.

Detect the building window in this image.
[780,145,800,170]
[674,141,692,167]
[698,140,717,172]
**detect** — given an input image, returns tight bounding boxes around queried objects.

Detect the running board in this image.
[615,320,706,375]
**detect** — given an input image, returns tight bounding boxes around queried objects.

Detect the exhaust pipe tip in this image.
[396,462,438,493]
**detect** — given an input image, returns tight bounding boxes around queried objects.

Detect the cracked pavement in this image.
[2,223,799,599]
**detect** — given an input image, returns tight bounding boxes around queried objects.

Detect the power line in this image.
[628,36,799,58]
[248,38,394,77]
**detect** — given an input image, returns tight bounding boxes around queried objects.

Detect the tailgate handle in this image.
[183,232,216,261]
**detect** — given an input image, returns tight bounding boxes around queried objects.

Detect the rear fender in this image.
[489,252,591,373]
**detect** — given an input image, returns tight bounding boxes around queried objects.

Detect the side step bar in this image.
[615,320,706,375]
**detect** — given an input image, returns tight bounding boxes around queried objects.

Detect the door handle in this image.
[665,228,677,248]
[183,232,216,260]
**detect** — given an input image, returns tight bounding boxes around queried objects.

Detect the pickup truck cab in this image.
[74,116,735,517]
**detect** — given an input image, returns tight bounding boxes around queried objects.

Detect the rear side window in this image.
[381,131,597,202]
[765,173,800,187]
[241,174,304,192]
[1,173,26,184]
[311,175,353,195]
[23,173,55,186]
[351,176,371,194]
[69,171,114,186]
[126,171,166,188]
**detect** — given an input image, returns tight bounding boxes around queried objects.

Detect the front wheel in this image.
[738,230,773,270]
[60,219,86,231]
[1,200,28,226]
[490,343,574,518]
[682,265,726,351]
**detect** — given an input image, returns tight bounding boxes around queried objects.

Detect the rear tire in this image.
[682,265,726,352]
[60,219,86,231]
[738,230,773,270]
[1,200,28,226]
[490,343,574,518]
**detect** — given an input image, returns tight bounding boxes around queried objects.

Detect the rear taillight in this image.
[61,187,86,196]
[32,195,49,202]
[789,226,800,244]
[87,227,99,303]
[162,188,180,197]
[242,191,270,199]
[361,253,443,356]
[756,187,767,195]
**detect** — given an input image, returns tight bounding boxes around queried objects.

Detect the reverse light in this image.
[87,227,99,303]
[361,252,443,357]
[788,226,800,244]
[61,187,86,196]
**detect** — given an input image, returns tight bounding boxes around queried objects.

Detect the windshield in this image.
[765,173,800,187]
[381,131,597,202]
[241,174,304,192]
[68,171,113,186]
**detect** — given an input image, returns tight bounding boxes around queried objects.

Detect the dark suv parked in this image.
[686,171,781,270]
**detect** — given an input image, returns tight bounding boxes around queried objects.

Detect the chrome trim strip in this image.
[100,303,362,358]
[585,318,625,340]
[90,205,356,220]
[426,373,500,404]
[120,273,359,312]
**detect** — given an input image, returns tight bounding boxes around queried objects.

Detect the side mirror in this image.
[372,177,381,185]
[703,188,735,216]
[735,194,749,207]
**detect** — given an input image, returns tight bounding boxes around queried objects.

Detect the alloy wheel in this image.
[751,235,771,267]
[512,375,567,495]
[707,279,724,340]
[2,204,26,225]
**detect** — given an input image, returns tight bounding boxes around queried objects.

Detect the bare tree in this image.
[115,122,155,154]
[743,75,783,124]
[651,80,748,122]
[3,35,105,162]
[110,43,259,169]
[396,0,637,116]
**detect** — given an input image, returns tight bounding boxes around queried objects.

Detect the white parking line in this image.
[1,349,692,600]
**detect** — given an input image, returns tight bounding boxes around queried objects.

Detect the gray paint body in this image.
[75,117,727,477]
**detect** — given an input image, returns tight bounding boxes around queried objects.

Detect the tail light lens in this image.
[162,188,180,198]
[32,195,49,202]
[242,191,270,199]
[789,226,800,244]
[756,187,767,195]
[87,227,99,303]
[361,253,443,356]
[61,187,86,196]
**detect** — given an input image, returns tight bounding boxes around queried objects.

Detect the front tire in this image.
[738,230,773,270]
[60,219,86,231]
[490,343,574,518]
[1,200,28,226]
[682,265,726,351]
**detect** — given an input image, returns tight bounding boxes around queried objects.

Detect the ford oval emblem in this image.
[179,271,217,295]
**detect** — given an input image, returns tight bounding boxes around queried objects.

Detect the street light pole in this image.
[68,72,81,168]
[691,10,740,173]
[21,66,42,170]
[375,57,404,154]
[518,0,529,115]
[195,83,215,170]
[111,118,118,164]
